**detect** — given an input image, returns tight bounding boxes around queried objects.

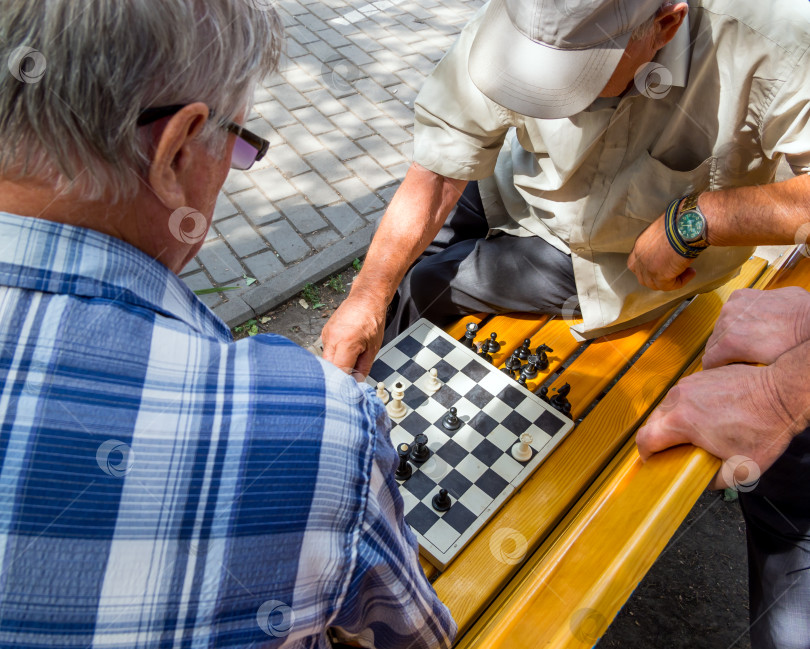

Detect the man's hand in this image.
[703,287,810,369]
[636,363,798,489]
[322,293,387,378]
[628,213,696,291]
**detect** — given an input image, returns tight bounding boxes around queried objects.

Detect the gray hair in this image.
[630,1,674,41]
[0,0,283,202]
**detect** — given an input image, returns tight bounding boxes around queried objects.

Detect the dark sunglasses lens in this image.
[231,136,259,170]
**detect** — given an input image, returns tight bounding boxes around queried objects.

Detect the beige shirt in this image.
[413,0,810,338]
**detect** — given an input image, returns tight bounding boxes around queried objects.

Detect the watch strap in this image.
[665,194,708,259]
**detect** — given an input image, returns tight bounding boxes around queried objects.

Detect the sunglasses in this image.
[136,104,269,170]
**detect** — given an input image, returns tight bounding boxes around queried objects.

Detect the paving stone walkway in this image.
[181,0,483,326]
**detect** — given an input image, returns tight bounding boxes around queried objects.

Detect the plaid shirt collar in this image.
[0,211,231,341]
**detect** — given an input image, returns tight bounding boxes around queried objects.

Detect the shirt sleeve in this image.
[328,413,457,649]
[413,4,514,181]
[760,45,810,174]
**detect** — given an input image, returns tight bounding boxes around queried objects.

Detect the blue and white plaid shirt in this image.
[0,212,456,649]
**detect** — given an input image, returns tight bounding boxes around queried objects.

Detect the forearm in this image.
[349,163,467,310]
[768,338,810,435]
[700,172,810,247]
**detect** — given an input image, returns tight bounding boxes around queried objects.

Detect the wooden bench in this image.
[419,248,810,648]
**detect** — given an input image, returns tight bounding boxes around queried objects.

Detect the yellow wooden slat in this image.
[444,313,488,341]
[546,307,677,420]
[432,257,767,635]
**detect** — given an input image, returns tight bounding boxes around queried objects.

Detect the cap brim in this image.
[469,0,630,119]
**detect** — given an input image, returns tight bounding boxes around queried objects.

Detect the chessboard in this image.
[366,319,574,570]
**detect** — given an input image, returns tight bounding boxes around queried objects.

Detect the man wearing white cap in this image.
[323,0,810,645]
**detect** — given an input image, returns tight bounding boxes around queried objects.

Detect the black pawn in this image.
[517,375,528,387]
[504,351,522,373]
[478,347,493,364]
[482,332,501,354]
[432,488,452,512]
[410,433,430,464]
[520,356,539,380]
[442,406,461,431]
[395,442,412,480]
[461,322,478,349]
[516,338,532,361]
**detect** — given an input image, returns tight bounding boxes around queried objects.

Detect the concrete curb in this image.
[213,222,376,327]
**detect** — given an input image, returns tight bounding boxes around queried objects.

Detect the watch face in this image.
[677,211,705,243]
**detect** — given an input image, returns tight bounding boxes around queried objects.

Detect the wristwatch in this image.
[664,193,710,258]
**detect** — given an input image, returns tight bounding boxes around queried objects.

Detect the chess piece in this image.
[517,375,528,387]
[481,332,501,354]
[520,356,539,380]
[376,381,389,404]
[410,433,430,464]
[504,351,522,373]
[511,433,533,462]
[478,347,493,364]
[441,406,461,431]
[461,322,478,349]
[432,488,452,512]
[386,381,407,419]
[516,338,532,361]
[395,442,412,480]
[425,368,442,393]
[535,344,553,371]
[541,383,573,417]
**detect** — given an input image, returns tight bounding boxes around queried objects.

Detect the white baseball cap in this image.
[469,0,665,119]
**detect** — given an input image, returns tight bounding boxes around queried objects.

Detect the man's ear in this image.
[147,102,209,210]
[653,2,688,49]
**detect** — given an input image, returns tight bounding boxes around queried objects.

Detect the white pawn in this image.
[376,381,389,404]
[511,432,533,462]
[386,381,408,420]
[425,368,442,393]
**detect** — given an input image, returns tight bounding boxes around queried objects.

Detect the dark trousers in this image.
[383,181,577,344]
[740,427,810,649]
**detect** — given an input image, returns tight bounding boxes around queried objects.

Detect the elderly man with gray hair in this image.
[0,2,455,648]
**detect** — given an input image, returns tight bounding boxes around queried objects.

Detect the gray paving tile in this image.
[347,32,385,53]
[231,187,281,227]
[289,171,341,207]
[180,257,200,276]
[196,239,244,284]
[213,193,238,222]
[213,295,254,327]
[333,177,385,214]
[341,93,384,121]
[307,228,342,249]
[388,161,412,180]
[329,111,373,139]
[215,215,269,258]
[386,84,417,106]
[182,271,221,309]
[352,78,394,104]
[286,24,319,45]
[223,170,253,194]
[344,155,395,189]
[262,220,311,264]
[288,55,328,92]
[321,203,367,236]
[376,99,414,127]
[367,115,412,146]
[306,40,342,64]
[270,84,310,110]
[245,250,285,281]
[317,27,352,48]
[303,88,345,116]
[304,150,353,183]
[276,196,328,234]
[254,100,297,128]
[248,167,298,202]
[279,123,324,155]
[396,67,427,91]
[357,134,407,168]
[308,3,340,20]
[265,144,310,177]
[336,44,375,66]
[297,13,328,32]
[318,130,364,161]
[397,139,414,161]
[291,106,336,135]
[284,38,307,59]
